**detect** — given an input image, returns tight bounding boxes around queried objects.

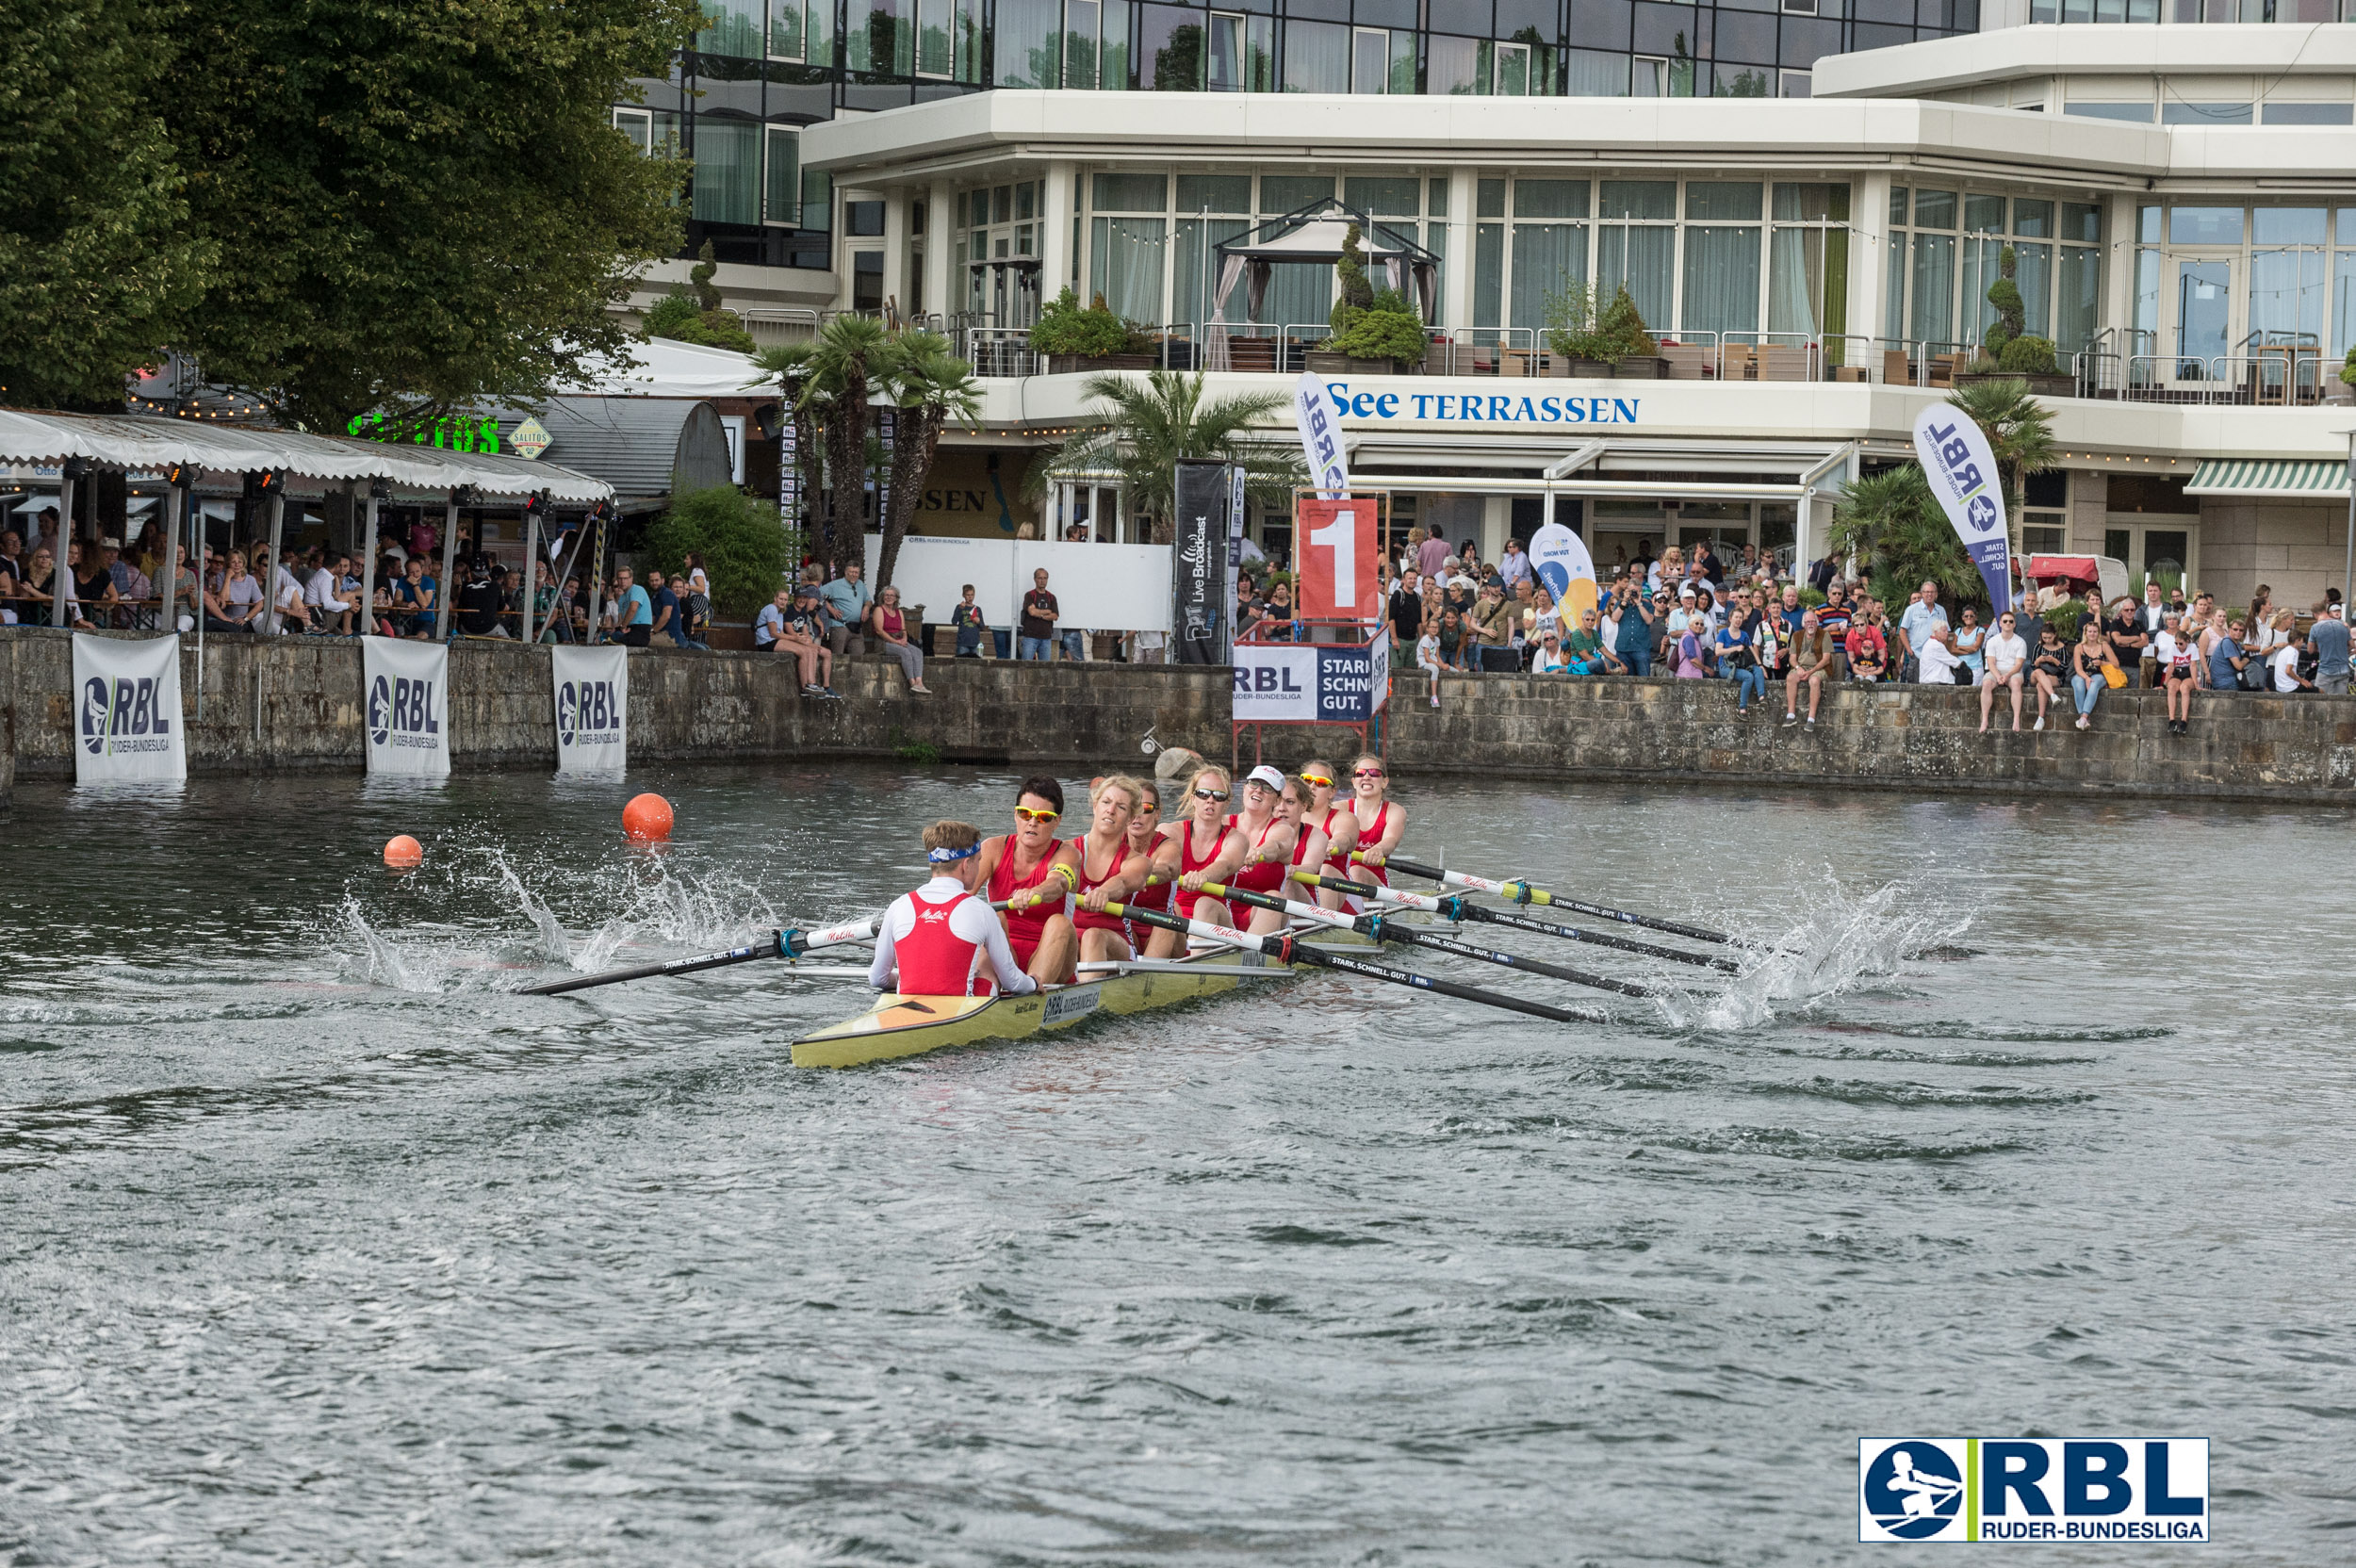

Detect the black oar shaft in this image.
[1373,854,1738,947]
[1291,870,1734,972]
[521,938,779,996]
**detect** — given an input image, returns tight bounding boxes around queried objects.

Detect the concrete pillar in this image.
[1043,161,1078,298]
[1442,166,1477,337]
[924,177,955,327]
[1853,171,1892,361]
[881,187,910,319]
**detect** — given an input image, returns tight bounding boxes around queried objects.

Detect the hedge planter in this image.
[1612,356,1667,380]
[1045,352,1157,374]
[1548,357,1617,378]
[1954,370,2075,398]
[1304,351,1406,375]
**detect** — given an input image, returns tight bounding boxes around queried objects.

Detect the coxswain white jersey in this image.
[867,875,1039,995]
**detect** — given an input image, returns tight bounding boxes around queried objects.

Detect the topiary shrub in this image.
[1596,285,1659,361]
[1329,224,1378,337]
[642,241,760,353]
[1030,286,1142,357]
[1331,286,1426,363]
[1998,334,2057,376]
[645,483,792,618]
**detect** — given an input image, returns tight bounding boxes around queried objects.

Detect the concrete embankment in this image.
[2,629,2351,804]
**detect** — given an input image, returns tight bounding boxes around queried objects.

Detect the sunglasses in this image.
[1012,807,1059,824]
[1300,773,1333,788]
[1353,767,1386,778]
[1192,787,1229,801]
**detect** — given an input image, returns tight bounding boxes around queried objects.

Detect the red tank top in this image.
[1355,802,1392,887]
[1228,815,1287,895]
[990,839,1065,948]
[1173,823,1233,920]
[892,890,992,997]
[1070,836,1128,934]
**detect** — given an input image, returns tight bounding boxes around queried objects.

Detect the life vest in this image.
[892,890,992,997]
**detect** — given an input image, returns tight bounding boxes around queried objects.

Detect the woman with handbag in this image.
[2069,616,2119,730]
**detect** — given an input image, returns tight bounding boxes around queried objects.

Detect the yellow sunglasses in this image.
[1012,806,1060,824]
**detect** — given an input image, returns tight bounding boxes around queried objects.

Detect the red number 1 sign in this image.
[1295,498,1380,624]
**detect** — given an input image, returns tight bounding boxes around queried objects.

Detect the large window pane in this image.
[801,168,832,231]
[1427,35,1484,95]
[1513,180,1589,220]
[764,125,800,224]
[1768,226,1823,339]
[1682,226,1760,336]
[1687,182,1762,222]
[2333,251,2356,358]
[2169,206,2243,246]
[1064,0,1100,88]
[2014,241,2052,341]
[1345,176,1424,216]
[917,0,953,74]
[1175,216,1249,329]
[2253,207,2328,247]
[2055,245,2100,354]
[1090,217,1167,320]
[1959,235,2003,343]
[769,0,805,60]
[1178,173,1252,212]
[1511,222,1588,334]
[692,119,761,225]
[1600,180,1675,221]
[2249,247,2324,343]
[1884,230,1906,341]
[1475,221,1504,329]
[1567,49,1628,95]
[1261,175,1334,211]
[1284,20,1350,92]
[1102,0,1130,89]
[847,0,913,73]
[1909,233,1955,346]
[996,0,1060,86]
[1093,172,1166,212]
[697,0,764,57]
[1599,225,1675,335]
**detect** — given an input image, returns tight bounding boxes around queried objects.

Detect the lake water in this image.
[2,765,2350,1564]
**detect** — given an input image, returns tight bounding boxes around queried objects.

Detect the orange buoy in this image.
[383,835,423,869]
[622,792,674,841]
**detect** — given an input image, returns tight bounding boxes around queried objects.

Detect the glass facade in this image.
[1886,187,2103,354]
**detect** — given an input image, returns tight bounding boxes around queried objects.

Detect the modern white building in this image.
[638,13,2356,607]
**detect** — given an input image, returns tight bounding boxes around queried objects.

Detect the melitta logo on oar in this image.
[1858,1437,2209,1544]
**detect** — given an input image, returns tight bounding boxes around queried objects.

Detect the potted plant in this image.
[1305,226,1423,374]
[1597,286,1664,379]
[1956,248,2075,396]
[1031,287,1155,373]
[1543,282,1615,377]
[2332,348,2356,404]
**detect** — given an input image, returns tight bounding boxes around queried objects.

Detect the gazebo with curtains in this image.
[1203,201,1441,371]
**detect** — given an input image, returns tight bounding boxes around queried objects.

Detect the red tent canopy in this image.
[2024,554,2101,585]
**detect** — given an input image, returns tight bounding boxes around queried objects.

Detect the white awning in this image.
[0,408,613,500]
[1221,219,1412,262]
[2183,457,2348,498]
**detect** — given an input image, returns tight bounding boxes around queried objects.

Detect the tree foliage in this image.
[645,483,791,618]
[872,333,983,590]
[0,1,211,407]
[1828,466,1988,611]
[1036,370,1301,545]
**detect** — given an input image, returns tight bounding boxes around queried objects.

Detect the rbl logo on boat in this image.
[368,674,442,750]
[555,678,620,748]
[79,676,173,757]
[1858,1437,2208,1544]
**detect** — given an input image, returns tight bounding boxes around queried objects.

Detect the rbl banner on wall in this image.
[361,636,450,778]
[1294,498,1381,625]
[551,645,628,775]
[71,633,185,785]
[1232,639,1388,722]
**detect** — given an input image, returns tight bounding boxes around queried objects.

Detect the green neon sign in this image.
[346,412,502,454]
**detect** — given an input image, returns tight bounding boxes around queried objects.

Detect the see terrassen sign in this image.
[1319,383,1642,427]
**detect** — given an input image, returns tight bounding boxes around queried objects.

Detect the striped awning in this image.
[2184,457,2350,498]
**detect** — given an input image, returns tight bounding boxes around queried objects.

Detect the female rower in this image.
[1148,763,1245,958]
[1223,764,1301,936]
[1298,758,1362,911]
[974,775,1080,985]
[1071,776,1151,965]
[1273,774,1331,927]
[1345,753,1405,897]
[1120,780,1172,955]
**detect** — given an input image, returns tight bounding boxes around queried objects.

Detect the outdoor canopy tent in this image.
[1204,202,1440,372]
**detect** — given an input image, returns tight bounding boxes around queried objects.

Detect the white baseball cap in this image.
[1245,764,1285,792]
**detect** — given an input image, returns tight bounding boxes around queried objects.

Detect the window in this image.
[1598,180,1676,335]
[853,252,885,311]
[801,169,832,232]
[846,200,887,236]
[1510,180,1589,335]
[1204,12,1242,90]
[1769,183,1848,349]
[847,0,914,74]
[916,0,954,75]
[1632,56,1666,97]
[2067,100,2154,122]
[2265,102,2355,125]
[1567,49,1628,96]
[1092,172,1167,212]
[996,0,1060,87]
[696,0,764,57]
[1344,175,1422,216]
[691,120,761,225]
[1284,20,1350,92]
[1683,184,1763,338]
[1064,0,1101,89]
[2169,206,2243,245]
[2162,101,2252,125]
[769,0,805,61]
[1090,216,1166,320]
[1352,27,1388,92]
[1495,41,1532,96]
[764,126,800,224]
[1780,70,1811,98]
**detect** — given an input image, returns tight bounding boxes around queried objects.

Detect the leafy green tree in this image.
[1,1,210,407]
[1035,370,1300,545]
[872,333,983,589]
[1029,287,1138,357]
[1945,377,2056,550]
[1828,466,1987,611]
[166,0,700,427]
[645,483,791,618]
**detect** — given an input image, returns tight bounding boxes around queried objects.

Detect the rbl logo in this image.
[367,674,441,748]
[80,676,173,756]
[556,679,619,747]
[1860,1437,2209,1544]
[1233,664,1304,694]
[1924,420,1987,495]
[1966,494,2001,532]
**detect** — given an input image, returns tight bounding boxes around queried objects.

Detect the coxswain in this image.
[1069,776,1153,966]
[1346,752,1405,897]
[1299,757,1363,911]
[973,775,1080,985]
[1223,764,1301,935]
[1121,780,1172,955]
[1147,763,1245,958]
[867,821,1039,998]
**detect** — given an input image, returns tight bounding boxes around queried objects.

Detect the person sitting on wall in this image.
[1845,606,1888,683]
[777,583,837,697]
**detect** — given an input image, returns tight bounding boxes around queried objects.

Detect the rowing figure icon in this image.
[1138,727,1160,756]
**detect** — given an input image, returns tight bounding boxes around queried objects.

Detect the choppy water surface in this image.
[2,765,2351,1565]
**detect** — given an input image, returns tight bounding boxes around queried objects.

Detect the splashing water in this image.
[1654,876,1972,1033]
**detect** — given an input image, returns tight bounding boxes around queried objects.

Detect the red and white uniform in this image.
[1353,803,1394,889]
[1123,839,1170,950]
[1070,837,1130,937]
[868,877,1037,996]
[989,841,1067,969]
[1227,817,1287,896]
[1173,823,1234,921]
[1322,806,1367,911]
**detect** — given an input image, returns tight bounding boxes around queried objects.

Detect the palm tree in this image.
[800,314,889,574]
[1944,377,2056,554]
[747,341,821,559]
[872,332,984,589]
[1036,369,1300,544]
[1829,465,1988,610]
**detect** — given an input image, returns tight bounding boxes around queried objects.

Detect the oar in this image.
[1103,900,1598,1025]
[1198,880,1654,999]
[1290,870,1739,973]
[521,915,880,996]
[1355,852,1740,947]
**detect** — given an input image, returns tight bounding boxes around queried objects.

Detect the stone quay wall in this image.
[1,629,2351,805]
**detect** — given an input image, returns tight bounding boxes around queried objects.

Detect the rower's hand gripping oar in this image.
[1102,901,1598,1025]
[520,916,880,997]
[1292,870,1739,973]
[1199,880,1655,1000]
[1354,852,1741,948]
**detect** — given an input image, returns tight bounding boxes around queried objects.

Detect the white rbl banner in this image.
[361,636,450,778]
[550,644,628,775]
[72,633,186,785]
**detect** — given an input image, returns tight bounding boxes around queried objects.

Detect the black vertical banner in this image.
[1172,460,1230,664]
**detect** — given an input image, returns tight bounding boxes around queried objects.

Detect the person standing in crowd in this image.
[951,583,988,658]
[820,560,872,661]
[1416,527,1451,581]
[1614,577,1656,676]
[1018,567,1060,661]
[1498,537,1530,594]
[1895,580,1947,683]
[1470,580,1513,666]
[2310,600,2350,694]
[1978,609,2028,732]
[2135,582,2168,686]
[613,565,652,648]
[872,583,929,694]
[1387,568,1423,658]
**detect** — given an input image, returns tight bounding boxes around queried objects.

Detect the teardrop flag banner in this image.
[1529,520,1598,626]
[1911,404,2013,614]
